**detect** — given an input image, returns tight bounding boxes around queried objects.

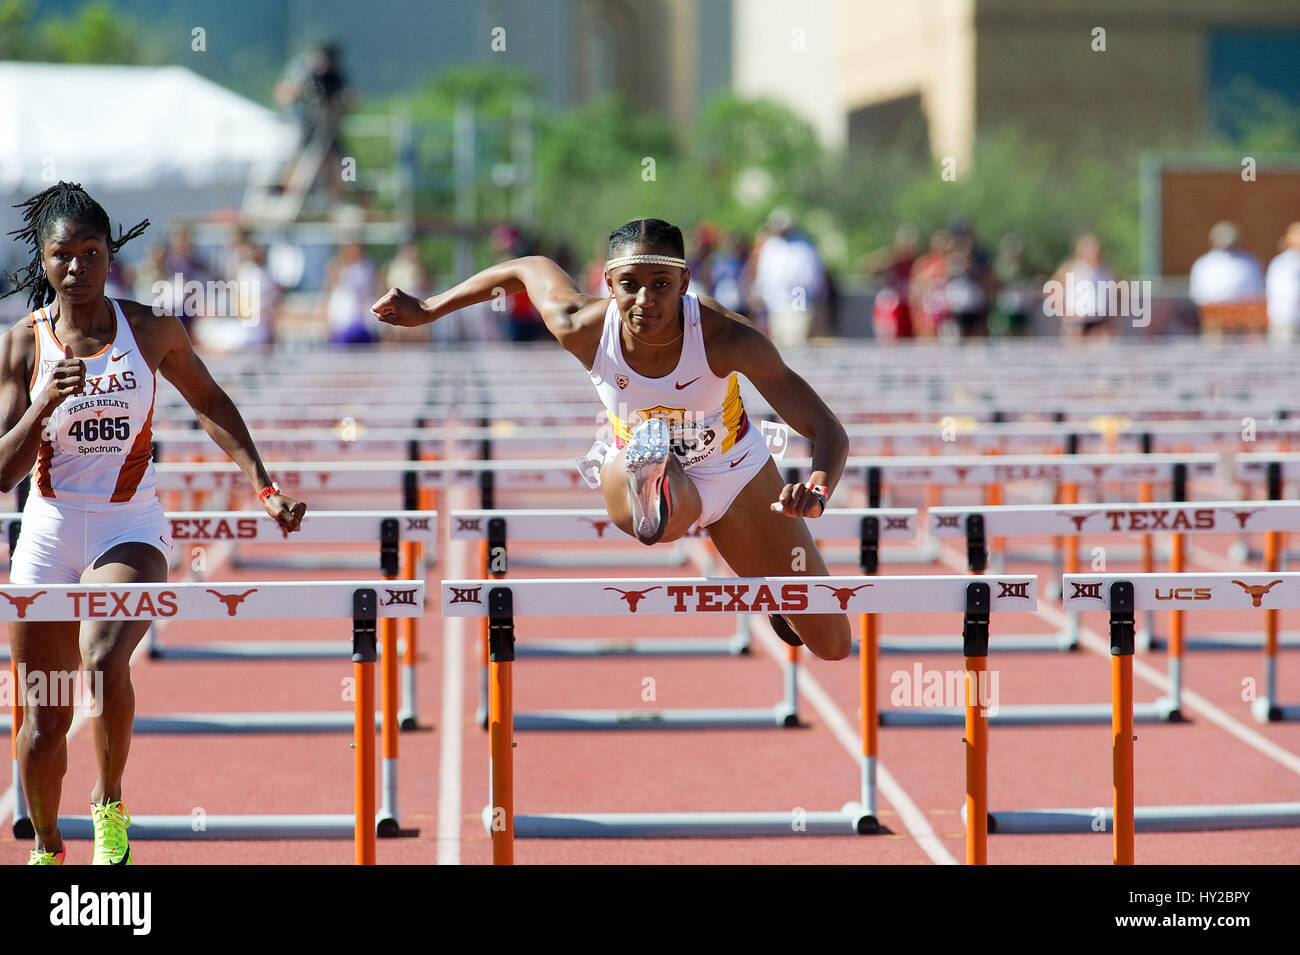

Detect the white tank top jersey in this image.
[26,299,158,506]
[589,292,752,472]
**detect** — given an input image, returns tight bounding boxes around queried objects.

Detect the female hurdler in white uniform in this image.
[1,182,307,865]
[373,218,850,661]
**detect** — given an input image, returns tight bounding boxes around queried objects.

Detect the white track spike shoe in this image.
[625,418,672,545]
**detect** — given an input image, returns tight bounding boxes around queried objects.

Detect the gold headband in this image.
[606,253,686,270]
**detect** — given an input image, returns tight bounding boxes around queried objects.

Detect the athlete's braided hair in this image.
[2,182,149,311]
[608,218,685,260]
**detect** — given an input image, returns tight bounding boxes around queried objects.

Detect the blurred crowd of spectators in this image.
[860,221,1096,341]
[1188,220,1300,342]
[10,211,1296,349]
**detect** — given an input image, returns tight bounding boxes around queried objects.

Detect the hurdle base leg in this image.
[499,803,879,838]
[773,701,800,728]
[398,664,419,731]
[1251,698,1286,723]
[1152,697,1186,723]
[377,757,401,837]
[12,759,33,839]
[842,800,880,835]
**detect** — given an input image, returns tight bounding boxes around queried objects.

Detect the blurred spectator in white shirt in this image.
[1189,221,1265,306]
[752,208,826,346]
[1266,222,1300,344]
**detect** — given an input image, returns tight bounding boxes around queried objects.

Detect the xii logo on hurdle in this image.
[448,586,483,605]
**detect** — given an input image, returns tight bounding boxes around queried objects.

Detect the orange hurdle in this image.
[354,639,377,865]
[1109,580,1136,864]
[487,586,515,866]
[963,581,991,865]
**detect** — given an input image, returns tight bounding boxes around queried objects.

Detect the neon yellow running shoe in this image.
[91,801,133,865]
[27,847,66,865]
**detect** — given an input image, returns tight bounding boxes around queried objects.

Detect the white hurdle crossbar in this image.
[936,500,1300,721]
[440,574,1036,858]
[449,509,916,732]
[978,573,1300,840]
[3,580,422,857]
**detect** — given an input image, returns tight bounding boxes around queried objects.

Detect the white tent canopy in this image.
[0,61,296,192]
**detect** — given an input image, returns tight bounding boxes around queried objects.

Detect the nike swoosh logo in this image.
[111,351,132,362]
[674,377,701,390]
[110,846,131,865]
[728,451,750,469]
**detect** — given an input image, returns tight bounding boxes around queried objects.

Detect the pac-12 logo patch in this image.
[615,374,629,390]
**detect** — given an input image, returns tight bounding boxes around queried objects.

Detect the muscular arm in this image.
[0,322,83,494]
[702,297,849,510]
[152,312,304,530]
[373,256,606,361]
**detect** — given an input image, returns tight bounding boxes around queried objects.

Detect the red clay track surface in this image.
[3,480,1300,864]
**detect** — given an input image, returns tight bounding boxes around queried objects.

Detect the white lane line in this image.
[1035,601,1300,778]
[436,499,467,866]
[756,623,959,866]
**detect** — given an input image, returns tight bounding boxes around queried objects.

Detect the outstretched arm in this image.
[154,313,305,532]
[372,256,604,349]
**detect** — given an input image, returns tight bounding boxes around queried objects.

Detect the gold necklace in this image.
[622,316,684,347]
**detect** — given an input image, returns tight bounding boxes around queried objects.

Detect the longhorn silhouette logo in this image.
[0,591,45,618]
[1064,514,1090,531]
[1232,579,1284,608]
[815,583,874,610]
[207,589,258,616]
[1232,510,1260,529]
[604,586,662,612]
[583,517,612,538]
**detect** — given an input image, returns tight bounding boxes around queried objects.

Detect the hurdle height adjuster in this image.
[352,588,378,663]
[962,581,991,658]
[487,586,515,663]
[1109,581,1135,656]
[488,517,507,577]
[859,515,879,575]
[966,514,987,573]
[402,468,419,512]
[380,518,400,578]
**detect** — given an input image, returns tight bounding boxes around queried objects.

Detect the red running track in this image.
[3,495,1299,864]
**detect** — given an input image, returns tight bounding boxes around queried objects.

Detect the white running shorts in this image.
[9,494,173,585]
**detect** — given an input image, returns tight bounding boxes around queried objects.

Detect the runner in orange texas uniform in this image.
[0,182,306,865]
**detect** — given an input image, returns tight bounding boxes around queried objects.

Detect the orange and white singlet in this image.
[28,299,158,505]
[9,300,171,585]
[587,292,770,526]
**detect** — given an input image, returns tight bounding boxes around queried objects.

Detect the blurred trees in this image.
[0,0,162,65]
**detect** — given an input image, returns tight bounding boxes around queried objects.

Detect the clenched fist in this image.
[41,345,86,408]
[371,288,432,328]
